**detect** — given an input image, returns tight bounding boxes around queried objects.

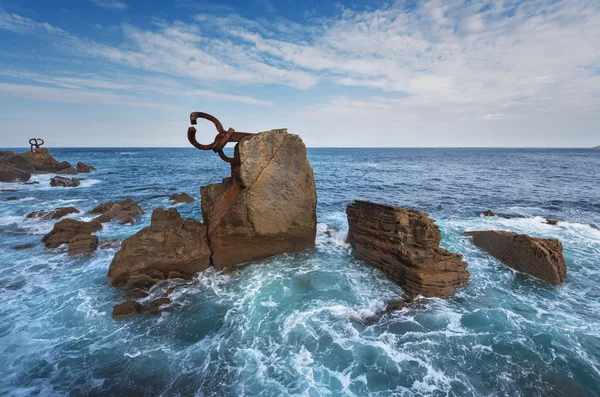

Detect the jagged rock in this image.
[90,198,144,224]
[27,207,80,220]
[12,244,35,250]
[50,176,81,187]
[42,219,102,248]
[68,234,99,256]
[112,301,142,319]
[465,230,567,285]
[346,200,470,298]
[201,129,317,269]
[144,298,171,314]
[108,208,211,288]
[76,162,95,173]
[0,164,31,182]
[169,192,195,203]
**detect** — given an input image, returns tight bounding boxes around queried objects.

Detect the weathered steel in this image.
[187,112,256,165]
[29,138,44,152]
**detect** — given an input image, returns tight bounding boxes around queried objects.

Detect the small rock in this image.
[546,219,559,226]
[12,243,35,250]
[90,198,144,224]
[125,289,150,299]
[67,234,99,256]
[76,162,96,173]
[144,298,171,314]
[1,189,19,192]
[42,219,102,248]
[27,207,80,220]
[169,192,195,203]
[23,181,40,185]
[112,301,142,319]
[479,210,524,219]
[50,176,81,187]
[6,197,20,201]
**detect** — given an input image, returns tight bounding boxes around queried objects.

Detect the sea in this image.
[0,147,599,396]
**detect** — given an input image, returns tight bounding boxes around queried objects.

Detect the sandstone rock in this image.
[42,219,102,248]
[50,176,81,187]
[169,192,195,203]
[112,301,142,319]
[107,208,211,287]
[201,129,317,268]
[144,298,171,314]
[76,162,96,173]
[125,289,149,299]
[0,164,31,182]
[465,230,567,285]
[346,200,470,298]
[99,239,122,250]
[67,234,99,256]
[27,207,80,220]
[90,198,144,224]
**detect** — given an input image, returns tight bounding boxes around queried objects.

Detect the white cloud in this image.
[89,0,127,11]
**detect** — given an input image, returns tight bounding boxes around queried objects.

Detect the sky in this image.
[0,0,598,148]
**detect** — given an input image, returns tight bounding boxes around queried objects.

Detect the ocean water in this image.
[1,147,599,396]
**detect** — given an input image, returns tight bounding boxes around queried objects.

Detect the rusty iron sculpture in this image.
[29,138,44,153]
[187,112,256,165]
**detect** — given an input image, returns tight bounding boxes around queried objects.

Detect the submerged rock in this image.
[27,207,80,220]
[42,219,102,248]
[346,200,470,298]
[169,192,195,203]
[12,243,35,250]
[107,208,211,288]
[112,301,142,319]
[201,129,317,269]
[50,176,81,187]
[89,198,144,224]
[465,230,567,285]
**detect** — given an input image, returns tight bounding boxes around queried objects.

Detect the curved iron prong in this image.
[188,126,216,151]
[217,149,236,164]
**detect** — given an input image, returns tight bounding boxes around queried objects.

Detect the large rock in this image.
[201,129,317,268]
[107,208,211,287]
[68,234,99,256]
[89,198,144,224]
[42,219,102,248]
[346,200,470,298]
[465,230,567,285]
[0,148,94,180]
[27,207,80,220]
[0,164,31,182]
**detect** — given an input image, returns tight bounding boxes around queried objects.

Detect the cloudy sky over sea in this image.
[0,0,598,147]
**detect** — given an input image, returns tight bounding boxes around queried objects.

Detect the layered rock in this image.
[346,200,470,298]
[68,234,99,256]
[42,219,102,248]
[27,207,80,220]
[169,192,195,203]
[107,208,211,288]
[201,129,317,268]
[465,230,567,285]
[50,176,81,187]
[89,198,144,224]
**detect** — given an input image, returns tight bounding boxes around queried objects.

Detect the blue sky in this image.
[0,0,599,147]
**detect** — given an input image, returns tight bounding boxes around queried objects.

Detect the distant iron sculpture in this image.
[29,138,44,152]
[187,112,257,166]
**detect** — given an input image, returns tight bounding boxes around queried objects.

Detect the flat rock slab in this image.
[346,200,470,298]
[465,230,567,285]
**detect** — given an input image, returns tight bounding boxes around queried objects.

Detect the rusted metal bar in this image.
[29,138,44,152]
[187,112,256,165]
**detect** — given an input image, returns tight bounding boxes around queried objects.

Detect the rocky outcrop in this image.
[27,207,80,220]
[112,301,142,319]
[42,219,102,248]
[169,192,195,203]
[346,200,470,298]
[201,129,317,268]
[0,148,95,182]
[76,162,95,173]
[50,176,81,187]
[465,230,567,285]
[107,208,211,288]
[68,234,99,256]
[89,198,144,225]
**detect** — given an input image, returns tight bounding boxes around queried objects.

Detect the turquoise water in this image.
[1,148,599,396]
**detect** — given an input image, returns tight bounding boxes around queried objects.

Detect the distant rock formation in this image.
[480,210,525,219]
[89,198,144,225]
[50,176,82,187]
[465,230,567,285]
[42,218,102,256]
[346,200,470,298]
[201,129,317,268]
[27,207,80,220]
[0,148,95,182]
[593,145,600,149]
[107,208,211,288]
[169,192,195,203]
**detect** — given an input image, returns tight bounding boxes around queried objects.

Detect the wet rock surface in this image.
[89,198,144,224]
[201,129,317,269]
[50,176,81,187]
[67,234,99,257]
[169,192,195,203]
[465,230,567,285]
[107,208,211,288]
[76,162,95,173]
[12,243,36,250]
[0,164,31,183]
[42,219,102,248]
[112,301,142,319]
[27,207,80,220]
[346,200,470,298]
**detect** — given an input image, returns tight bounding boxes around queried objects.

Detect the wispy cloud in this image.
[88,0,127,11]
